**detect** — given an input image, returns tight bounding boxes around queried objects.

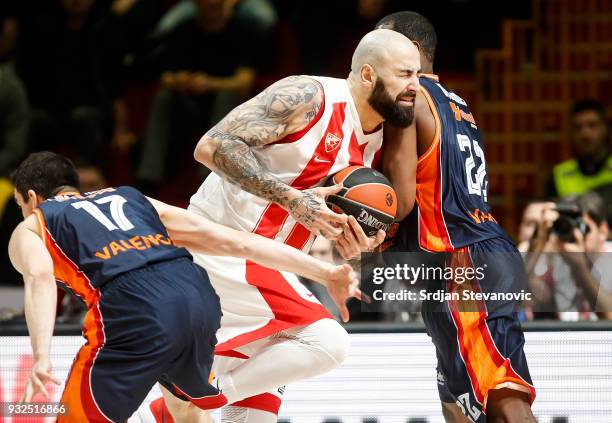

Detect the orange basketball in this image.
[324,166,397,236]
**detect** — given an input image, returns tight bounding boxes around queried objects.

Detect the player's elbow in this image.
[396,197,415,222]
[208,229,251,258]
[24,267,55,286]
[194,135,216,168]
[227,233,253,259]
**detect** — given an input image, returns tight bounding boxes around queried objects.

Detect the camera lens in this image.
[552,215,576,242]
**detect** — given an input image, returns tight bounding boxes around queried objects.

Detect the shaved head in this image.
[351,28,418,75]
[348,28,421,128]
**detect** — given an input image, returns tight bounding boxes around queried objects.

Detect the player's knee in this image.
[487,388,535,422]
[326,322,350,365]
[311,318,350,367]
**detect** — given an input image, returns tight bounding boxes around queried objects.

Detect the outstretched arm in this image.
[149,198,361,321]
[8,216,61,400]
[194,76,346,239]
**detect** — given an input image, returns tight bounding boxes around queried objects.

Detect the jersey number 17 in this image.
[72,195,135,231]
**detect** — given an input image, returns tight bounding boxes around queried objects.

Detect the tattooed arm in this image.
[194,75,347,239]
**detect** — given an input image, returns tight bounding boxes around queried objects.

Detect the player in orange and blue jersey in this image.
[8,152,360,422]
[378,12,537,423]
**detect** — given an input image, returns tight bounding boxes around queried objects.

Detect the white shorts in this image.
[191,253,332,353]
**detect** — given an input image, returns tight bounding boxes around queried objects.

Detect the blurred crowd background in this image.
[0,0,610,324]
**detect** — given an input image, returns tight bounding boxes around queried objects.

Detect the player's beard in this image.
[368,78,415,128]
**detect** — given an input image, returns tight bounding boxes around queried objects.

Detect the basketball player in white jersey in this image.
[145,29,421,423]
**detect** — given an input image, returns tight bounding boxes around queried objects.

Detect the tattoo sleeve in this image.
[206,76,323,208]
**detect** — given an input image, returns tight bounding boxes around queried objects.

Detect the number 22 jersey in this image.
[414,75,512,252]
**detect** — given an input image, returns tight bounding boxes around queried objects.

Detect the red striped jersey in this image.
[414,75,512,252]
[189,76,383,252]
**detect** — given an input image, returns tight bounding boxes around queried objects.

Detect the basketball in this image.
[324,166,397,237]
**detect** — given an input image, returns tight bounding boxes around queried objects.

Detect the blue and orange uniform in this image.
[392,75,535,421]
[33,186,223,422]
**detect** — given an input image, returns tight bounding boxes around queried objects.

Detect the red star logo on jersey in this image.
[324,133,342,153]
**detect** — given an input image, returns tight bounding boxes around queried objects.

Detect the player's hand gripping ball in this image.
[323,166,397,237]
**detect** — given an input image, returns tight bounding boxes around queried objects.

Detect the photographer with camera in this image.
[524,192,612,320]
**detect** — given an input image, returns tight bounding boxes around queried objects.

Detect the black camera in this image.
[551,204,590,242]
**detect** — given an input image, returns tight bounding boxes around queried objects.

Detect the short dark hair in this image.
[376,11,437,63]
[571,99,606,121]
[11,151,80,199]
[578,192,607,226]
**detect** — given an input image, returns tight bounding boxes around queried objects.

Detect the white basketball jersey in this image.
[189,76,383,253]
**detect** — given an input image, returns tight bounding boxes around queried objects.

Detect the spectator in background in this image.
[0,1,29,287]
[0,0,18,64]
[291,0,391,77]
[0,68,29,178]
[76,160,107,193]
[155,0,277,38]
[136,0,259,193]
[517,201,553,252]
[0,68,29,286]
[525,192,612,320]
[0,0,29,178]
[15,0,127,166]
[105,0,166,154]
[546,100,611,201]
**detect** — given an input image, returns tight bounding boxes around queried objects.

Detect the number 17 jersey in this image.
[415,75,511,252]
[34,186,190,306]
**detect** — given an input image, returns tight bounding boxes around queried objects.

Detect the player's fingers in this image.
[21,382,33,402]
[336,235,350,250]
[33,377,50,400]
[339,241,357,261]
[342,221,359,247]
[322,207,348,227]
[342,248,357,261]
[40,370,61,386]
[326,220,345,237]
[340,264,355,281]
[352,286,363,302]
[319,222,343,239]
[344,264,359,281]
[320,183,344,198]
[348,216,369,246]
[335,239,350,260]
[371,229,386,248]
[339,302,350,323]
